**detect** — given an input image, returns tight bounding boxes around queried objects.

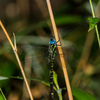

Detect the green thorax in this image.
[49,44,57,60]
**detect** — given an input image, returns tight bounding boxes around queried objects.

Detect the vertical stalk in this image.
[89,0,100,48]
[58,90,63,100]
[46,0,73,100]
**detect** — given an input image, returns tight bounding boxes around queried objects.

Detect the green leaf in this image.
[0,76,8,80]
[0,94,4,100]
[53,72,63,100]
[0,88,6,100]
[55,15,83,25]
[72,87,96,100]
[53,71,59,89]
[0,76,58,90]
[62,87,96,100]
[88,17,99,32]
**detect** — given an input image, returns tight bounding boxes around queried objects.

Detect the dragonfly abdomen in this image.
[50,58,54,98]
[49,39,57,98]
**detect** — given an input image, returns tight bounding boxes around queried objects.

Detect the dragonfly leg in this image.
[56,37,62,45]
[56,39,60,43]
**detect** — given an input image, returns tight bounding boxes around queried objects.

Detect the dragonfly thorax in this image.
[49,49,53,54]
[48,44,57,55]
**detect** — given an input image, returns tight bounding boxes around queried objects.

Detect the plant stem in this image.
[0,20,34,100]
[58,93,63,100]
[46,0,73,100]
[0,88,7,100]
[89,0,100,48]
[57,89,63,100]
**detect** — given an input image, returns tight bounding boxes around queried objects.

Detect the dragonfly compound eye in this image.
[51,39,53,41]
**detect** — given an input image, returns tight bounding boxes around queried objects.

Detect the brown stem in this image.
[46,0,73,100]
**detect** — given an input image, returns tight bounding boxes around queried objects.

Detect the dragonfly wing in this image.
[14,45,50,77]
[55,45,78,67]
[54,54,78,68]
[63,55,78,67]
[20,52,51,78]
[22,53,50,68]
[57,45,77,58]
[17,45,48,55]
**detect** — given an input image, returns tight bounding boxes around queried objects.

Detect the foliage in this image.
[0,0,100,100]
[88,17,99,32]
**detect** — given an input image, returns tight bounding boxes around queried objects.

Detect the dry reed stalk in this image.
[0,20,34,100]
[46,0,73,100]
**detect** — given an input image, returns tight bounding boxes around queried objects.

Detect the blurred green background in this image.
[0,0,100,100]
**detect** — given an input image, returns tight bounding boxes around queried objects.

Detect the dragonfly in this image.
[16,38,77,99]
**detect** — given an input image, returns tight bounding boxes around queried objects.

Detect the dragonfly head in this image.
[49,38,57,45]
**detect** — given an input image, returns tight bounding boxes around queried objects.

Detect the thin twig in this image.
[89,0,100,48]
[0,20,34,100]
[13,33,17,51]
[46,0,73,100]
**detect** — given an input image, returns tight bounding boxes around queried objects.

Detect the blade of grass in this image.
[89,0,100,48]
[0,88,7,100]
[0,20,34,100]
[46,0,73,100]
